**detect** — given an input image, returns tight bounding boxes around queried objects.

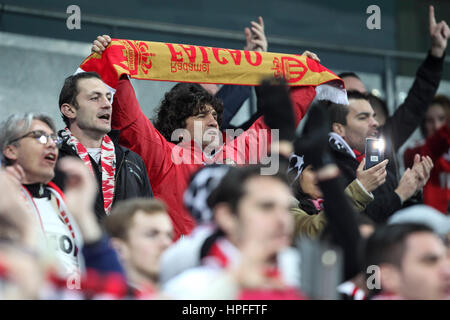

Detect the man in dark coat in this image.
[53,72,153,221]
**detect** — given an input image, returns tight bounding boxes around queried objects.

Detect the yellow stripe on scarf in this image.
[80,39,340,88]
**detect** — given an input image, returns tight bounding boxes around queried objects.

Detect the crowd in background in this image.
[0,6,449,300]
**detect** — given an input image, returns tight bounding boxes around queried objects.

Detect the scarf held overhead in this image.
[79,39,347,103]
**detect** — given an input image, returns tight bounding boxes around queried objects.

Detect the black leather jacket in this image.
[53,129,153,221]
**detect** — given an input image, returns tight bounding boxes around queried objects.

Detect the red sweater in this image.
[112,78,315,238]
[404,125,450,214]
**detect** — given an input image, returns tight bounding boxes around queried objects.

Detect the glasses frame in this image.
[9,130,63,148]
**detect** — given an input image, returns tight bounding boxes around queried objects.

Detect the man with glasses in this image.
[0,113,83,280]
[55,72,153,221]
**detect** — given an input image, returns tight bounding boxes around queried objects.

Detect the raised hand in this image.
[244,16,268,52]
[0,168,36,247]
[4,163,25,184]
[257,78,295,142]
[429,5,450,58]
[301,50,321,63]
[91,35,112,54]
[411,154,433,191]
[395,168,419,203]
[58,157,101,243]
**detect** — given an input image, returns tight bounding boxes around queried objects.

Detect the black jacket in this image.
[330,143,403,223]
[53,130,153,221]
[331,51,444,223]
[382,51,444,179]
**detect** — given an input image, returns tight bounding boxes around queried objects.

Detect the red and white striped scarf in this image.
[62,128,116,215]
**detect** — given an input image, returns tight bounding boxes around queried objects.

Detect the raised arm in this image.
[382,5,449,150]
[91,35,178,185]
[112,77,175,185]
[220,17,267,130]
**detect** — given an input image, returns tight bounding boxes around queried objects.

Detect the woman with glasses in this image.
[0,113,84,281]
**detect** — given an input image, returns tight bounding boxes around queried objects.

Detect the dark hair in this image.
[420,95,450,138]
[338,72,361,80]
[327,91,370,130]
[327,102,349,130]
[291,177,320,215]
[287,154,319,215]
[367,94,389,119]
[207,165,288,214]
[347,90,369,102]
[59,72,102,128]
[363,223,434,295]
[300,100,333,135]
[154,83,224,142]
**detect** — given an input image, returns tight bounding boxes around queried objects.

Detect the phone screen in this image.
[364,138,385,170]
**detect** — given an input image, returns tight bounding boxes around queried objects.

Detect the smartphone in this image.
[364,138,385,170]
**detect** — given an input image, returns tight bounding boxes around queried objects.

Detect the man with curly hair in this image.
[153,82,224,152]
[108,75,300,239]
[90,19,320,239]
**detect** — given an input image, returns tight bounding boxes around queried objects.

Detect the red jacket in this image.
[404,125,450,214]
[112,78,315,238]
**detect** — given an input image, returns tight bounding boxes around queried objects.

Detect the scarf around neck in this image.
[328,132,357,159]
[61,128,116,215]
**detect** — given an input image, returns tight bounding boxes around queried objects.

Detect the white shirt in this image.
[34,197,82,279]
[87,148,101,164]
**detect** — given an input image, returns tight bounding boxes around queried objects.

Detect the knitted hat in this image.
[287,153,312,185]
[388,205,450,236]
[183,164,230,224]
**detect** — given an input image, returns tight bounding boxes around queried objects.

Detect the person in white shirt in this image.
[0,113,84,280]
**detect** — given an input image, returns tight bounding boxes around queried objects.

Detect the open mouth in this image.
[44,153,56,163]
[369,130,379,137]
[98,113,111,122]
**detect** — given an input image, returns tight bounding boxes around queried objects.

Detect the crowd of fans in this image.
[0,7,449,300]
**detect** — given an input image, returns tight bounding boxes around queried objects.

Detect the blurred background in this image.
[0,0,449,170]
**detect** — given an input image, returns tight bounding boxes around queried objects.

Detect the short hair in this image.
[0,113,56,166]
[207,165,288,214]
[338,72,361,80]
[420,94,450,138]
[58,72,102,128]
[363,223,434,295]
[154,83,224,142]
[347,90,369,102]
[327,101,349,129]
[103,198,168,241]
[327,91,370,130]
[367,93,389,119]
[364,223,433,268]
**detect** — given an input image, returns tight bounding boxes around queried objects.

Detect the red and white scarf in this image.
[337,281,366,300]
[61,128,116,215]
[21,182,81,243]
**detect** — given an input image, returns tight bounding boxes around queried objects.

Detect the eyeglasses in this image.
[9,130,63,148]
